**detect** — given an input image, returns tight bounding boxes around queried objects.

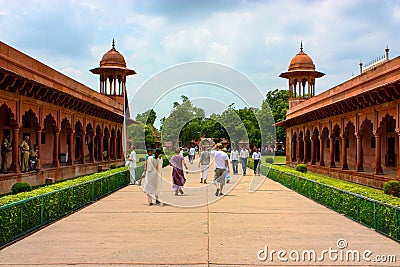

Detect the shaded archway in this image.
[379,114,397,169]
[43,114,57,167]
[95,125,102,162]
[304,129,311,163]
[60,118,72,165]
[110,128,116,160]
[86,123,94,162]
[298,131,304,162]
[342,121,356,170]
[103,127,110,161]
[75,120,84,164]
[0,103,15,173]
[311,128,320,165]
[359,119,373,172]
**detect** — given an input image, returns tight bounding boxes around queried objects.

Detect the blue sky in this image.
[1,0,400,125]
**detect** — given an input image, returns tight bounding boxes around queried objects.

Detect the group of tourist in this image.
[126,143,261,206]
[1,134,40,174]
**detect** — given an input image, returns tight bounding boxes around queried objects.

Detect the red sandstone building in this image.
[0,40,135,194]
[278,43,400,188]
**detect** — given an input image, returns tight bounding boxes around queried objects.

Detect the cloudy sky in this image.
[1,0,400,125]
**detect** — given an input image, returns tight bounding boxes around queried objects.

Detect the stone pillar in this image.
[106,136,111,161]
[112,136,117,160]
[303,137,308,164]
[341,134,348,170]
[53,130,60,168]
[81,133,86,164]
[100,135,104,163]
[355,133,364,171]
[374,133,383,175]
[311,137,316,165]
[297,136,301,163]
[36,128,42,170]
[9,126,21,174]
[67,133,75,166]
[90,135,95,163]
[319,136,325,166]
[329,135,335,168]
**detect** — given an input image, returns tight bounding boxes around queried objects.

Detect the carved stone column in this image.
[329,135,335,168]
[67,132,75,167]
[340,134,348,170]
[311,137,316,165]
[100,135,104,163]
[355,133,364,171]
[90,134,95,163]
[297,136,301,163]
[374,133,383,175]
[9,126,21,174]
[36,127,43,170]
[319,136,325,166]
[53,130,60,168]
[81,132,86,164]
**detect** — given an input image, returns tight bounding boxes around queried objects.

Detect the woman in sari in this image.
[143,148,163,206]
[169,147,188,196]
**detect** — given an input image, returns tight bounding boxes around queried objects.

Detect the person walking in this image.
[189,146,196,164]
[1,134,10,173]
[128,146,137,185]
[170,147,188,195]
[240,146,249,175]
[211,143,229,196]
[142,148,163,206]
[198,146,211,184]
[20,135,30,172]
[252,147,261,175]
[230,146,239,175]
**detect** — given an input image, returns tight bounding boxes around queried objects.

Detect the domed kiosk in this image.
[280,42,324,108]
[90,39,136,105]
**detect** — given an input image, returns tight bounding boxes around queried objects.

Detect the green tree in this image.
[135,109,157,125]
[262,89,289,144]
[161,95,205,147]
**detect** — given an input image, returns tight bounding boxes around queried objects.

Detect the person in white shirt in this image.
[230,146,239,175]
[128,146,137,185]
[252,147,262,175]
[189,146,196,164]
[211,143,229,196]
[240,146,249,175]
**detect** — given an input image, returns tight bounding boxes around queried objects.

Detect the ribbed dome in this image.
[288,44,315,71]
[100,41,126,68]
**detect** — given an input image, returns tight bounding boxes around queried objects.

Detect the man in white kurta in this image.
[128,146,137,185]
[143,150,163,206]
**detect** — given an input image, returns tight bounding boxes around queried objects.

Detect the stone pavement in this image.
[0,158,399,266]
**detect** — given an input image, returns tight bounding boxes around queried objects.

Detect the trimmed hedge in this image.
[295,164,307,173]
[384,180,400,198]
[11,182,32,194]
[0,166,144,247]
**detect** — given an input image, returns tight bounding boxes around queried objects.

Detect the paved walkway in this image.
[0,158,399,266]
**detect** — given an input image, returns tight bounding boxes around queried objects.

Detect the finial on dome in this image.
[112,38,115,49]
[300,40,303,52]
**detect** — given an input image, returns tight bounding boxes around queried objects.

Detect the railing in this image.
[0,165,144,248]
[261,165,400,242]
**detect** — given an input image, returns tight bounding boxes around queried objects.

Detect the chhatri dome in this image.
[288,41,316,71]
[279,42,324,108]
[99,39,127,68]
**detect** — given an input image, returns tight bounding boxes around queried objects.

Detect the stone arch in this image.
[332,124,341,163]
[0,103,15,173]
[95,124,102,161]
[21,109,39,149]
[60,118,72,164]
[74,120,84,163]
[42,114,57,165]
[116,129,122,159]
[103,127,110,161]
[312,127,320,164]
[110,127,116,159]
[379,114,397,167]
[344,121,356,168]
[360,118,374,168]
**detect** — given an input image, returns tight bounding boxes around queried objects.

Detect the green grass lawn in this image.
[265,155,286,164]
